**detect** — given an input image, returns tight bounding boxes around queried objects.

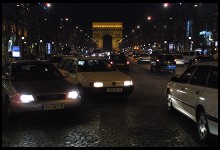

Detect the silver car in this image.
[2,60,81,120]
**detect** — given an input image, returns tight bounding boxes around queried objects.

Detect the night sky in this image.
[49,3,163,35]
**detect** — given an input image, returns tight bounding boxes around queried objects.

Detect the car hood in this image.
[13,80,76,95]
[80,71,131,81]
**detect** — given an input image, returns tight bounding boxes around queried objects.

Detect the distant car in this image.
[165,61,218,142]
[48,54,78,67]
[57,57,134,100]
[137,53,151,64]
[107,53,129,73]
[2,60,81,120]
[172,54,184,67]
[150,54,177,74]
[90,49,105,57]
[187,55,214,68]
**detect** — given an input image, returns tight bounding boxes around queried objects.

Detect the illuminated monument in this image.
[92,22,123,52]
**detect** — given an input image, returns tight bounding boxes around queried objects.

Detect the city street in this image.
[2,57,218,147]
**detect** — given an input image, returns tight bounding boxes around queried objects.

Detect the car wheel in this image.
[166,92,174,113]
[197,110,211,142]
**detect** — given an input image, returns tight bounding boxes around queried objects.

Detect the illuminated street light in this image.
[147,16,152,21]
[46,3,51,8]
[21,36,25,40]
[137,25,140,29]
[164,3,169,8]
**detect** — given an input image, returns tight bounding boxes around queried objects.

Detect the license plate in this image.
[116,63,124,65]
[43,104,64,110]
[107,88,122,92]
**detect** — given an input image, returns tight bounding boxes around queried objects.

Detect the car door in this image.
[171,66,196,112]
[182,66,210,120]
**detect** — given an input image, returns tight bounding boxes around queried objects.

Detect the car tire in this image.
[197,110,211,143]
[166,92,174,113]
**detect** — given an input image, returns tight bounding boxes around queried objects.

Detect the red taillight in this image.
[126,61,129,64]
[110,61,113,64]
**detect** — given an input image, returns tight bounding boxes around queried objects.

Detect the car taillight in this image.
[126,61,129,64]
[110,61,113,64]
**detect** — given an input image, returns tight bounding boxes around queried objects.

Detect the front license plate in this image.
[43,104,64,110]
[107,88,123,92]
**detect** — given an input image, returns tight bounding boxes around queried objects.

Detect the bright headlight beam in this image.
[124,81,132,86]
[68,91,78,99]
[94,82,103,87]
[20,95,34,103]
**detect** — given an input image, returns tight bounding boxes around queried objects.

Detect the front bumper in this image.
[84,86,134,99]
[10,98,81,113]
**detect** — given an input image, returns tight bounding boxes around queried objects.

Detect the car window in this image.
[207,66,218,89]
[78,59,117,72]
[178,66,196,83]
[62,59,75,71]
[49,56,63,63]
[174,55,183,59]
[158,55,174,61]
[189,66,210,86]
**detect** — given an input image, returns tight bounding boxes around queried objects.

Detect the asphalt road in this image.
[2,57,218,147]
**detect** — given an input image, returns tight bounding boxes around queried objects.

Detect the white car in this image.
[172,54,185,67]
[165,61,218,142]
[137,53,151,64]
[57,57,134,99]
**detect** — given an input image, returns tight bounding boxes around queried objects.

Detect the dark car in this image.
[108,53,129,73]
[187,55,214,68]
[150,54,177,74]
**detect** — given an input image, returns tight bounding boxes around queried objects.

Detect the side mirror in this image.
[170,76,178,82]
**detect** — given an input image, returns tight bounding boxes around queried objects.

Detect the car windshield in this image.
[140,54,149,57]
[11,63,64,82]
[110,54,127,61]
[173,55,183,59]
[77,59,117,72]
[49,56,63,63]
[158,55,174,61]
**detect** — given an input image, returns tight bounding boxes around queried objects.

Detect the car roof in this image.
[192,60,218,67]
[9,60,51,65]
[51,55,77,58]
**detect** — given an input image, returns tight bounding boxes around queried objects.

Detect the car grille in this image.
[36,94,66,101]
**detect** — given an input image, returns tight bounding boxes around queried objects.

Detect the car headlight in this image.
[94,82,103,87]
[68,91,78,99]
[20,95,34,103]
[124,80,133,86]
